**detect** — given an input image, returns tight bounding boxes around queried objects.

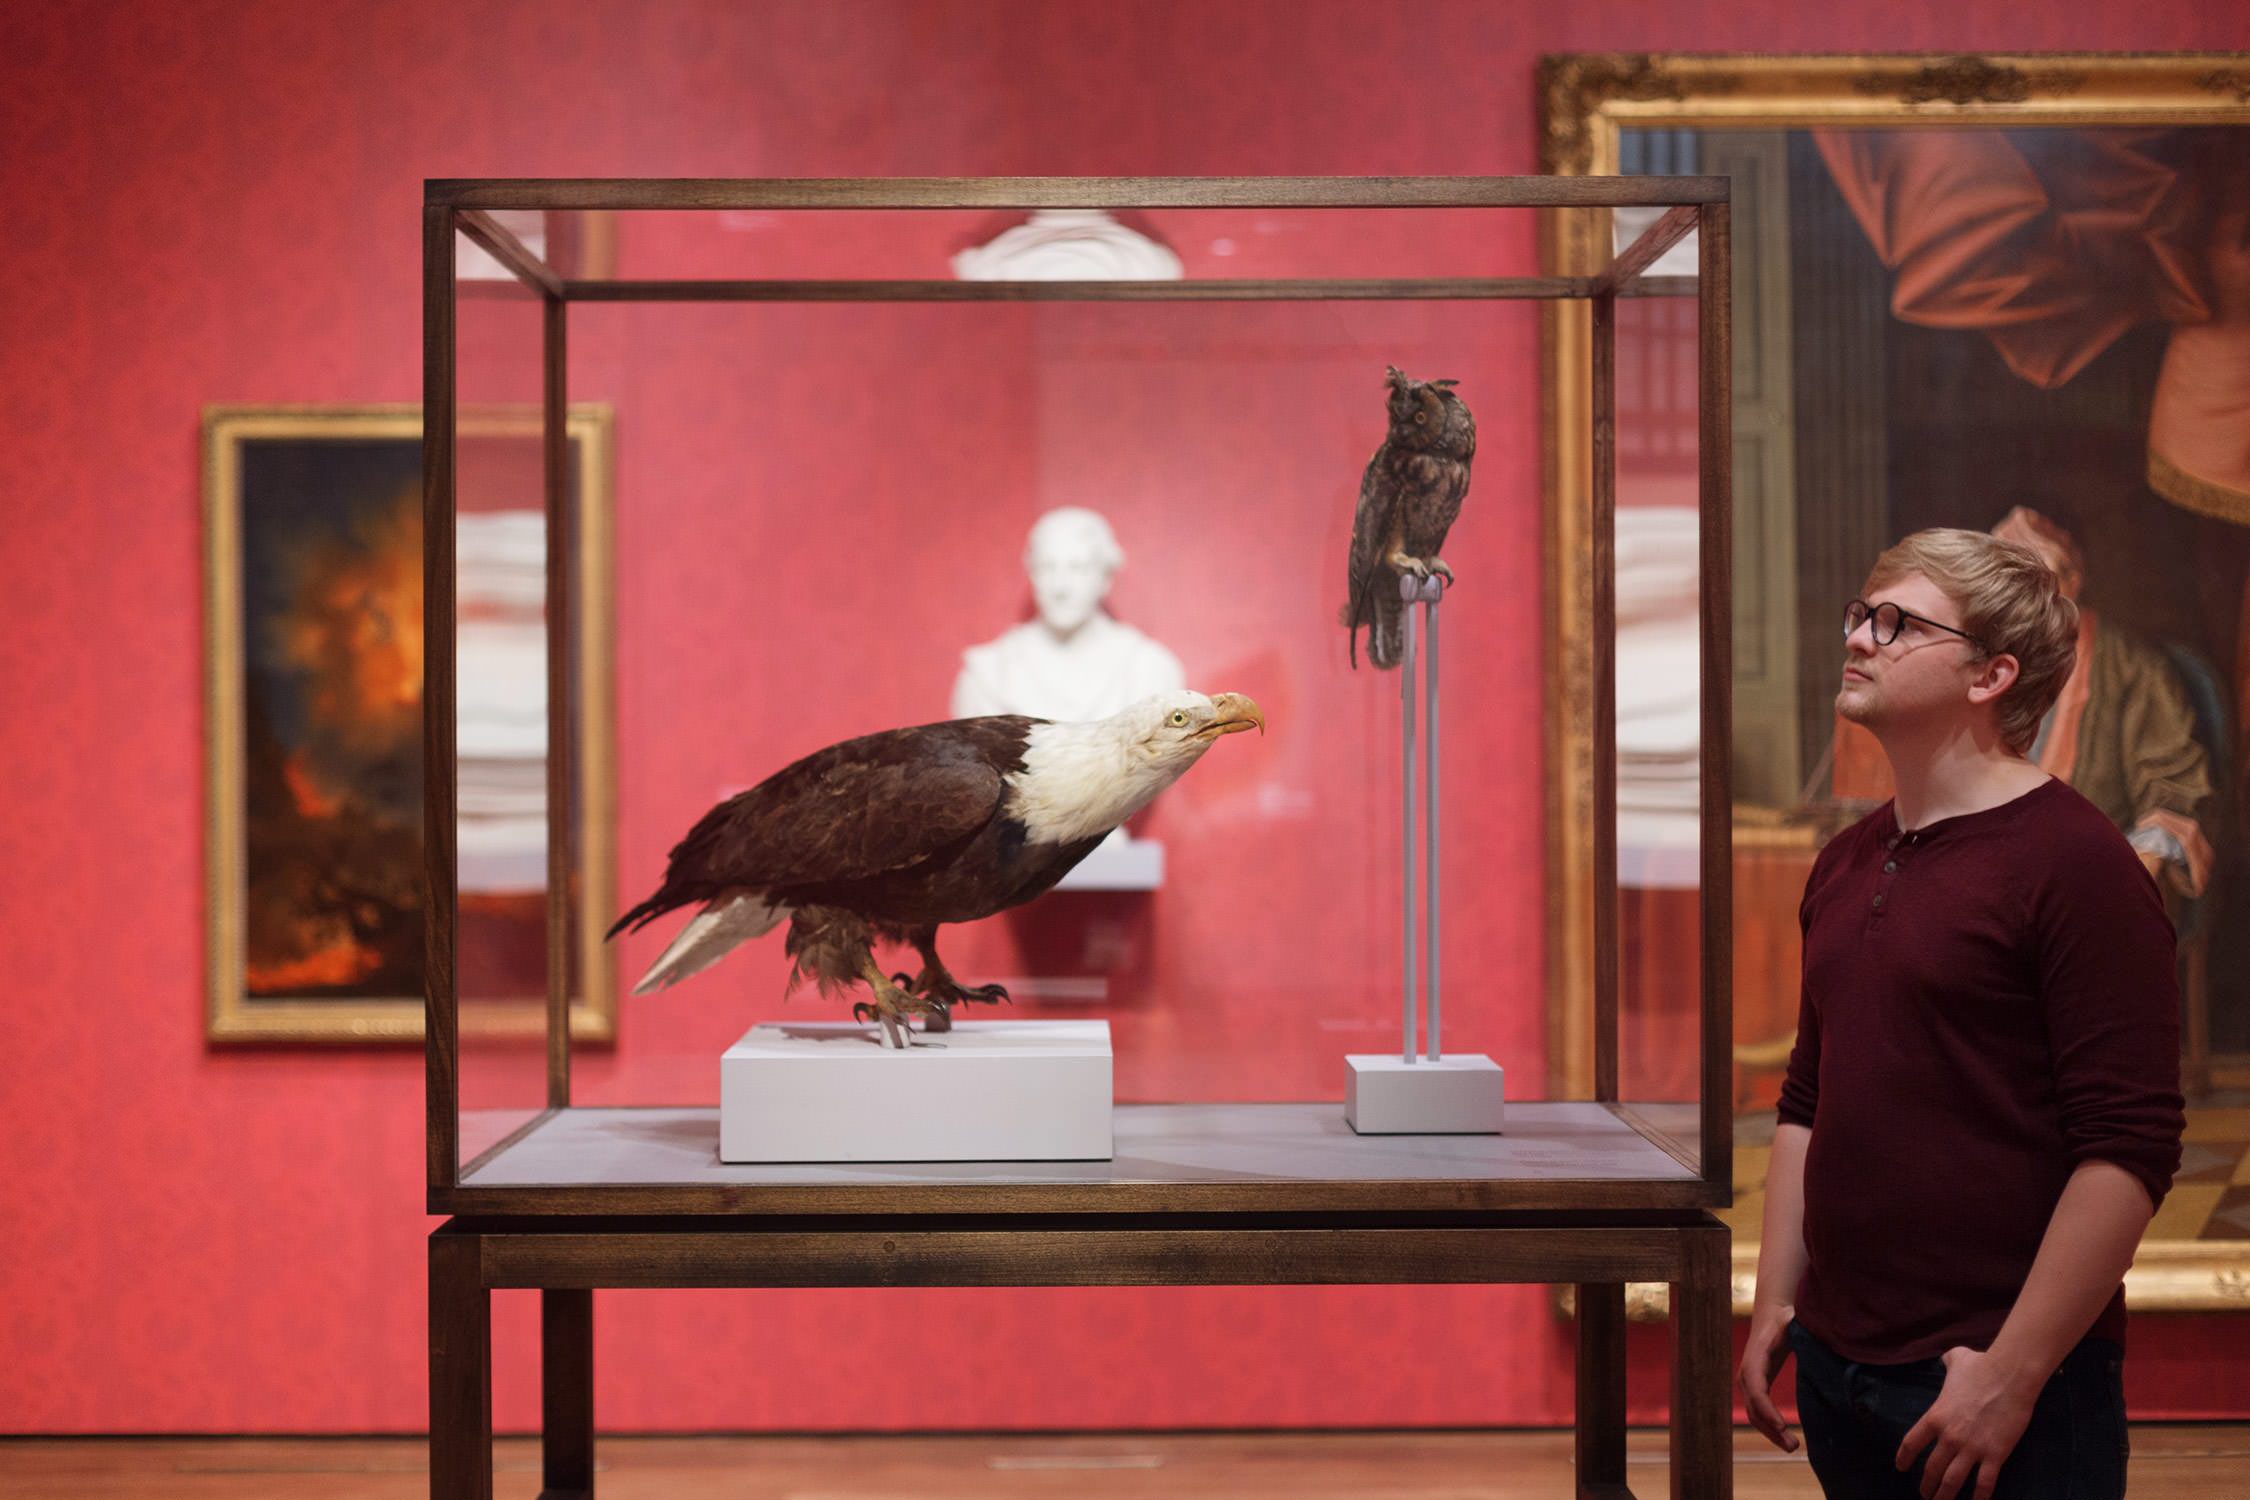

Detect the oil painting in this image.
[204,404,615,1042]
[1542,53,2250,1311]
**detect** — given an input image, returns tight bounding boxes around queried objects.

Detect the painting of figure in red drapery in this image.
[1813,127,2250,519]
[1794,125,2246,1096]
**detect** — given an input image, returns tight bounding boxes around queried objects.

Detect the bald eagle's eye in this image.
[1168,710,1189,727]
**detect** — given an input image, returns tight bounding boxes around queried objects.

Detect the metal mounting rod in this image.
[1398,571,1448,1065]
[1424,575,1443,1061]
[1401,576,1419,1065]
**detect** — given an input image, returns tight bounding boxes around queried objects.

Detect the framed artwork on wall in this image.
[1540,52,2250,1312]
[203,403,616,1043]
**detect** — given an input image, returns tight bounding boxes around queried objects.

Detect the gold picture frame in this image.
[1539,53,2250,1314]
[204,403,617,1043]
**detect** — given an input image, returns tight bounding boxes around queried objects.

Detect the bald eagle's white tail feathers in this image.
[632,892,787,995]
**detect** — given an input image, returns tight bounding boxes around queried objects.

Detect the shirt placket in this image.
[1873,828,1916,920]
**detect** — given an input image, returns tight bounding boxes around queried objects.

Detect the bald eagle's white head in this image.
[1005,689,1264,846]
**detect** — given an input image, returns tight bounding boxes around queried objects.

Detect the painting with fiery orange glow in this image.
[238,438,427,999]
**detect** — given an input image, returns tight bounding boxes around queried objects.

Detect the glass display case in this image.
[424,176,1731,1213]
[422,178,1736,1500]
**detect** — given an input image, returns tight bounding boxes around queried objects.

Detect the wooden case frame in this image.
[422,177,1735,1221]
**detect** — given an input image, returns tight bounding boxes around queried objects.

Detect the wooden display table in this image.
[431,1105,1732,1499]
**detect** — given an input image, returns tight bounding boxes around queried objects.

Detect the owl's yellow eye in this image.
[1168,711,1189,727]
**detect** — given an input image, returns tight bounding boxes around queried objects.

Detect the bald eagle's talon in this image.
[897,951,1011,1017]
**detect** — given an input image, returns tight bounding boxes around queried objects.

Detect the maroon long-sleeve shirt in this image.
[1777,776,2184,1364]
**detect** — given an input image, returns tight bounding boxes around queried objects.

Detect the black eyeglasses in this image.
[1844,599,1988,653]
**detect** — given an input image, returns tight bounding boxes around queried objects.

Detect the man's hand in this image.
[1737,1303,1799,1453]
[1895,1346,2039,1500]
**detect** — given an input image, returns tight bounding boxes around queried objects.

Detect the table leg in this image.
[430,1227,492,1500]
[1575,1281,1629,1497]
[1670,1221,1734,1500]
[543,1288,595,1497]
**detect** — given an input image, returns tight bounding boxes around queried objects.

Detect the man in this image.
[1738,529,2185,1500]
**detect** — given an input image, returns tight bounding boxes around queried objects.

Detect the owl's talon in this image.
[1430,558,1454,584]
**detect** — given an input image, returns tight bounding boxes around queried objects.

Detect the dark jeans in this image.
[1788,1318,2129,1499]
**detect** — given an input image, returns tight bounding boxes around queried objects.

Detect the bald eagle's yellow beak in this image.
[1203,692,1266,738]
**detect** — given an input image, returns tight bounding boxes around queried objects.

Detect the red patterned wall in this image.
[2,0,2244,1437]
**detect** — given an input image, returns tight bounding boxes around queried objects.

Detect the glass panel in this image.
[568,289,1545,1112]
[554,204,1549,286]
[452,242,552,1169]
[1614,284,1705,1166]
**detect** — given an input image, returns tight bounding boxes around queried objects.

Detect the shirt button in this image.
[1888,836,1900,850]
[1883,860,1898,873]
[1873,893,1885,908]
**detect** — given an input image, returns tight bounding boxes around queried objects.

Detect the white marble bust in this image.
[951,507,1185,724]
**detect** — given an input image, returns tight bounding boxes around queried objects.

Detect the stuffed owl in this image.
[1341,366,1475,669]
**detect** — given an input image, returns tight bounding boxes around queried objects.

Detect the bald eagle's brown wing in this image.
[609,721,1028,935]
[691,756,1004,889]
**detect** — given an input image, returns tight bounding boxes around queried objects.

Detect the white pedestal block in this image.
[720,1019,1113,1163]
[1344,1054,1506,1135]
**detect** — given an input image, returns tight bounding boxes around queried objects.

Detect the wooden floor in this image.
[6,1428,2250,1498]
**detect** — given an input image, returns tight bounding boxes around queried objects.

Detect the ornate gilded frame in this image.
[1539,53,2250,1315]
[204,403,617,1042]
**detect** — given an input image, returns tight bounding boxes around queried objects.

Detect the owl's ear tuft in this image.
[1433,378,1459,389]
[1385,365,1408,386]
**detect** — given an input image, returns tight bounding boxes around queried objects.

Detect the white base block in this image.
[721,1019,1113,1163]
[1344,1054,1506,1135]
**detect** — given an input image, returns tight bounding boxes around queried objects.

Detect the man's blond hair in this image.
[1863,528,2080,755]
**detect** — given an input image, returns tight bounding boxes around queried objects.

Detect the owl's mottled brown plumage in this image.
[1341,366,1475,669]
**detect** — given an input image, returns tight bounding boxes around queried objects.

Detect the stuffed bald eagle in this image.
[608,690,1265,1047]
